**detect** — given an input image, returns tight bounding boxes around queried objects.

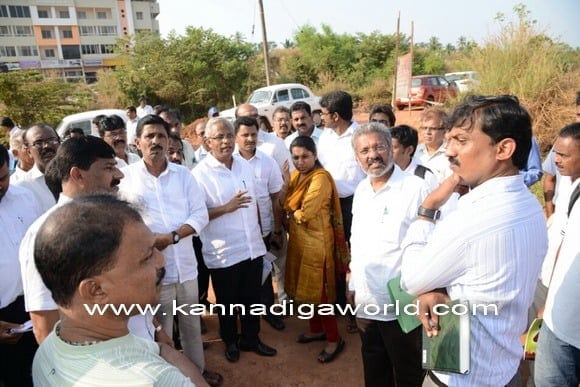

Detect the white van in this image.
[56,109,127,138]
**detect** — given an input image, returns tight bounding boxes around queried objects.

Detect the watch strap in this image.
[417,206,441,220]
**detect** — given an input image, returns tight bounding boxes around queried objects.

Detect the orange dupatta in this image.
[284,167,351,275]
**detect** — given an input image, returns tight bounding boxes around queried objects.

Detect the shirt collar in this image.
[362,164,405,194]
[460,175,525,206]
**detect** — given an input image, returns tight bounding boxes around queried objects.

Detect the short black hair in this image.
[369,104,396,127]
[98,115,126,137]
[136,114,170,138]
[390,125,419,157]
[290,101,312,116]
[319,90,353,121]
[126,106,137,113]
[558,122,580,141]
[448,95,532,170]
[1,116,15,128]
[34,195,143,307]
[234,116,259,134]
[0,144,9,168]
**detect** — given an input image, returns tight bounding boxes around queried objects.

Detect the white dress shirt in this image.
[542,148,572,212]
[9,165,30,183]
[126,117,139,145]
[114,152,141,169]
[400,175,548,387]
[257,129,293,172]
[349,166,429,321]
[14,165,56,213]
[136,104,153,118]
[413,142,452,184]
[285,127,324,149]
[192,153,267,269]
[233,149,283,235]
[119,160,209,284]
[403,158,439,192]
[317,122,365,198]
[0,184,42,308]
[543,178,579,348]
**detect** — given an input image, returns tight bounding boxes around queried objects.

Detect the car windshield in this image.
[411,78,423,87]
[248,90,272,104]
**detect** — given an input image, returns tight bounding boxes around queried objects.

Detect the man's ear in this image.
[496,138,517,162]
[78,278,108,304]
[69,166,83,185]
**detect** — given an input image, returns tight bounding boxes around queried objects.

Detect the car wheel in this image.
[397,104,406,111]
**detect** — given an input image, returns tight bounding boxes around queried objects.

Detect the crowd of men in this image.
[0,90,578,387]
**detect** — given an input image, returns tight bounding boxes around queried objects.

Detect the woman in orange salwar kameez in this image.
[281,135,349,363]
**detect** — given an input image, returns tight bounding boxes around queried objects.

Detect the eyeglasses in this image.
[320,111,333,116]
[28,138,60,149]
[357,145,389,156]
[209,133,234,141]
[419,126,445,132]
[371,119,390,126]
[275,118,290,123]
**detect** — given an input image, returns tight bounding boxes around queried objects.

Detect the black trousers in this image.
[0,295,38,387]
[359,319,425,387]
[210,257,263,346]
[193,236,210,306]
[337,195,354,308]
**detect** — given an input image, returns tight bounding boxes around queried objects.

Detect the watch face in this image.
[172,232,179,243]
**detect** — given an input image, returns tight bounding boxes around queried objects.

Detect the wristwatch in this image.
[171,231,180,244]
[417,206,441,221]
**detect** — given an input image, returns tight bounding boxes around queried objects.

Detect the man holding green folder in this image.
[400,95,548,387]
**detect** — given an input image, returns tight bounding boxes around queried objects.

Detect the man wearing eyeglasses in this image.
[14,124,60,212]
[413,108,452,184]
[97,114,141,168]
[271,106,292,140]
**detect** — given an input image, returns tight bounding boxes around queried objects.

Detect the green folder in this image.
[386,276,422,333]
[421,299,470,374]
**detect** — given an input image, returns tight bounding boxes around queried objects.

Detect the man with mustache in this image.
[97,114,141,168]
[15,123,60,212]
[285,101,324,149]
[19,136,125,344]
[400,95,548,387]
[412,108,452,184]
[31,195,206,386]
[348,122,429,387]
[271,106,292,140]
[119,114,222,386]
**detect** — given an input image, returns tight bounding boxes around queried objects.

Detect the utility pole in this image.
[392,11,400,107]
[258,0,271,86]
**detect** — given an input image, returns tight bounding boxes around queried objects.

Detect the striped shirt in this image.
[401,175,548,386]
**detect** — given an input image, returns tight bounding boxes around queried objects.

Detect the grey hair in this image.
[205,117,234,139]
[352,122,393,150]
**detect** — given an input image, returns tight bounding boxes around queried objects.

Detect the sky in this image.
[157,0,580,48]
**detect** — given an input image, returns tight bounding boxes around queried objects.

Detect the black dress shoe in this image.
[263,315,285,331]
[239,339,277,356]
[225,342,240,363]
[317,338,345,363]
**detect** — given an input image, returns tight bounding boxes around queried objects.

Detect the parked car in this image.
[395,75,459,110]
[56,109,127,138]
[220,83,321,124]
[445,71,479,93]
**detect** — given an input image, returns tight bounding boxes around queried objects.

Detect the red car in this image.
[396,75,459,110]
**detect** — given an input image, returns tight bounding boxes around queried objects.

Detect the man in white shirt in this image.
[125,105,139,146]
[97,114,141,168]
[8,129,34,183]
[535,122,580,387]
[159,109,196,169]
[285,101,324,148]
[192,117,276,363]
[19,136,125,344]
[400,95,548,387]
[15,124,60,212]
[0,144,42,387]
[136,97,154,118]
[32,195,205,386]
[349,123,429,387]
[118,114,215,381]
[318,90,365,321]
[236,103,292,172]
[234,116,285,331]
[412,108,452,184]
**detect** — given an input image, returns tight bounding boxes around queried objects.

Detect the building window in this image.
[77,10,87,19]
[81,44,99,55]
[41,29,53,39]
[9,6,31,18]
[19,46,38,57]
[0,6,8,18]
[1,46,17,56]
[14,26,33,36]
[99,26,117,36]
[80,26,95,36]
[0,26,10,36]
[61,29,73,39]
[38,9,49,18]
[100,44,114,54]
[59,10,70,18]
[62,45,80,59]
[45,48,55,58]
[136,11,143,20]
[96,11,107,20]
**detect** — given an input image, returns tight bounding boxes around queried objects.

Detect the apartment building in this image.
[0,0,159,82]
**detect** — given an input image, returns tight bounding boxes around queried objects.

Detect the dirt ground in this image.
[202,108,423,387]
